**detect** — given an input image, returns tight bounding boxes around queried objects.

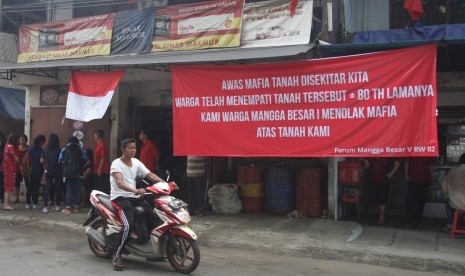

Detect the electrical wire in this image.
[2,0,141,10]
[0,0,205,30]
[1,0,143,13]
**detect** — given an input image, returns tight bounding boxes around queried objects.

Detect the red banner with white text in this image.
[172,44,438,157]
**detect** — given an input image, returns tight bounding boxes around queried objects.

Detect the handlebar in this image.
[134,181,178,196]
[170,181,179,190]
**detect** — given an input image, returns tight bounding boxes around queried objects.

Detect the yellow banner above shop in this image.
[152,0,244,52]
[18,14,114,63]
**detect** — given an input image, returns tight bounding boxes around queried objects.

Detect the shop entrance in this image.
[30,107,111,150]
[135,107,188,201]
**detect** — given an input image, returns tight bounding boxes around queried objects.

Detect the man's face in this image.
[122,142,137,158]
[94,133,98,141]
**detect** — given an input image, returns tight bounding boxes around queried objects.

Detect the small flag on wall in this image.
[65,70,125,122]
[404,0,423,21]
[289,0,299,17]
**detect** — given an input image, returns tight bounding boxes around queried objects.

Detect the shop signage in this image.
[111,8,155,55]
[40,85,69,106]
[18,13,114,63]
[152,0,244,51]
[241,0,313,48]
[172,44,438,157]
[73,120,84,131]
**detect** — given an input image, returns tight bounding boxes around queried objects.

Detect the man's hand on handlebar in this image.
[169,181,179,190]
[135,188,146,196]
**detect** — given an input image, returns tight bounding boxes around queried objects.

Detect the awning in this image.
[0,86,25,120]
[0,44,314,71]
[313,24,465,72]
[353,23,465,45]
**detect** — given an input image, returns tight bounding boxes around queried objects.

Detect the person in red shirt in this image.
[93,130,110,195]
[2,133,19,210]
[362,157,400,225]
[139,128,159,174]
[14,134,28,204]
[404,157,435,229]
[0,131,6,203]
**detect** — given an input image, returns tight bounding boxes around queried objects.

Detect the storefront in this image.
[0,42,322,209]
[3,43,457,223]
[320,23,465,223]
[3,1,463,224]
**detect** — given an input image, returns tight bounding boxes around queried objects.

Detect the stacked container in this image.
[295,167,327,218]
[338,161,364,204]
[237,165,265,212]
[265,167,294,214]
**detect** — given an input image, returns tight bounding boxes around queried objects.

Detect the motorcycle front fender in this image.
[171,225,197,240]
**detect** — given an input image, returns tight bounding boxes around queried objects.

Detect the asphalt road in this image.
[0,220,459,276]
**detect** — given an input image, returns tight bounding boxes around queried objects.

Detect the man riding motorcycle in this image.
[110,138,165,271]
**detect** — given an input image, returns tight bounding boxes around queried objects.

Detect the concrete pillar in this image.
[109,88,119,161]
[327,157,343,221]
[24,86,32,139]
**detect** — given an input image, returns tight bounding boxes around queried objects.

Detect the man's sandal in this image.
[112,258,124,271]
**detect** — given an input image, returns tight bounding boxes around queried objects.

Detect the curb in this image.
[1,214,464,274]
[194,223,465,275]
[0,213,83,231]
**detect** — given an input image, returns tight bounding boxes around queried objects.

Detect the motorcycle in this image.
[83,179,200,274]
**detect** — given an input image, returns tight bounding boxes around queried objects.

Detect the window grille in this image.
[1,0,47,34]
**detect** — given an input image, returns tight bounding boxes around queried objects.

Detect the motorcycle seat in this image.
[96,194,116,213]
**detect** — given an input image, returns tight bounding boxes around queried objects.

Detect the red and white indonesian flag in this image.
[66,70,125,122]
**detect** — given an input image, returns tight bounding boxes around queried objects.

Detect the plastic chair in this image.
[450,209,465,239]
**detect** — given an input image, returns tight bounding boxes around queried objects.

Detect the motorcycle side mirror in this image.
[136,174,150,187]
[165,170,170,181]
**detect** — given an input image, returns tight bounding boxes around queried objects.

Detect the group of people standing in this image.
[0,132,47,210]
[364,156,465,231]
[0,129,111,213]
[0,126,209,271]
[363,157,435,228]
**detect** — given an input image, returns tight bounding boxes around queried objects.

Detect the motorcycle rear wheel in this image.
[166,235,200,274]
[88,219,114,259]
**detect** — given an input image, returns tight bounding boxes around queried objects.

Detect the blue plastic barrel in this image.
[265,167,294,214]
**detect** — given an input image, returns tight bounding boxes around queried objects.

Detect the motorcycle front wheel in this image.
[88,219,114,259]
[166,235,200,274]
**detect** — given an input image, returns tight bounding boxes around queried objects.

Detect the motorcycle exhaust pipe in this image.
[86,227,107,247]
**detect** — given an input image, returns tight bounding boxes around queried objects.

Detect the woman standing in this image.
[41,134,62,212]
[27,135,46,209]
[14,134,28,204]
[0,131,6,203]
[363,157,400,225]
[2,133,19,210]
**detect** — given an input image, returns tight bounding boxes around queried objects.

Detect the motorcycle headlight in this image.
[168,198,188,209]
[174,208,191,224]
[163,198,191,224]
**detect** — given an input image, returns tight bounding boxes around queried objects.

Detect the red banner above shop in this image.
[172,44,438,157]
